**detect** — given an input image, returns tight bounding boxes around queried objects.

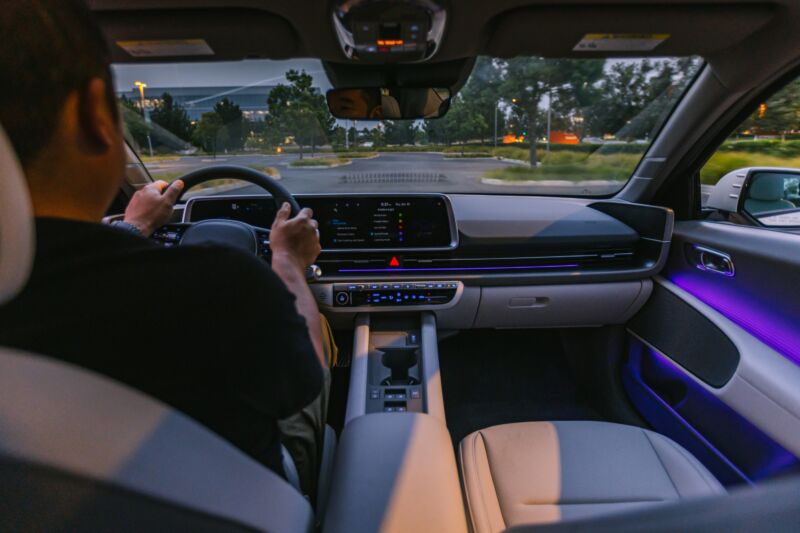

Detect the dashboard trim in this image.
[182,192,460,253]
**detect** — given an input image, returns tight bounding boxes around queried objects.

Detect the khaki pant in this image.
[278,314,337,500]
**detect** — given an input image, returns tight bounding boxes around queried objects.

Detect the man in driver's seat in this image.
[0,0,335,499]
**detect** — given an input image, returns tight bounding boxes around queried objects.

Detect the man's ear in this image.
[77,78,119,154]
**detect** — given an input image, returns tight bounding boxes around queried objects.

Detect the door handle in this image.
[691,244,735,277]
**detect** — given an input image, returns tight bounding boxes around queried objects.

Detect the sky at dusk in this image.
[112,59,330,92]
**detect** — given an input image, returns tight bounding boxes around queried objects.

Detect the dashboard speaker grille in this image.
[340,172,447,184]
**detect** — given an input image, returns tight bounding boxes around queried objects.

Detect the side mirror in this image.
[706,167,800,227]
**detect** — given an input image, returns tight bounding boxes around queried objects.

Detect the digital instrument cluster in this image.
[185,194,455,251]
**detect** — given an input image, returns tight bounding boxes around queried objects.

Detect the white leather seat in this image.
[459,421,725,533]
[0,123,313,532]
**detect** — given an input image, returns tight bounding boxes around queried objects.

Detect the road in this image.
[145,152,622,196]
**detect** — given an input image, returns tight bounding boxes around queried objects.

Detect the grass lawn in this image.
[139,154,181,163]
[483,152,639,182]
[289,157,350,167]
[700,152,800,184]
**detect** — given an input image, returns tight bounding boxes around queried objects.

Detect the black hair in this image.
[0,0,118,166]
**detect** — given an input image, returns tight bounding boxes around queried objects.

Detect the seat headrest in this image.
[0,124,34,305]
[749,173,787,201]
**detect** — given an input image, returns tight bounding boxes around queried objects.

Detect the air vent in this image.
[317,249,637,277]
[340,172,447,184]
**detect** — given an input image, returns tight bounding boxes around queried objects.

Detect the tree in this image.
[499,58,582,166]
[362,126,385,147]
[551,59,605,141]
[348,126,359,147]
[331,125,347,149]
[213,98,244,151]
[383,120,417,145]
[266,69,335,158]
[456,56,507,143]
[740,78,800,137]
[150,92,192,140]
[117,96,152,150]
[191,111,226,156]
[423,117,449,145]
[433,96,487,152]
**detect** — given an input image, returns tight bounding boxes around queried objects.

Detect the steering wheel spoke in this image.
[255,228,271,258]
[151,223,191,248]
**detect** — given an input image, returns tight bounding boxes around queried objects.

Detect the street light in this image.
[494,100,500,148]
[133,81,147,114]
[133,81,154,157]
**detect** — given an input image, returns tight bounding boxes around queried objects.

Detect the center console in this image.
[346,312,446,423]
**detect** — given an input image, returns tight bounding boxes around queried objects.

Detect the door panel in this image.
[624,220,800,484]
[667,221,800,364]
[628,284,739,387]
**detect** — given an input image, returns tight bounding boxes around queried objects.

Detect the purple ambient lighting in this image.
[625,344,798,483]
[337,263,580,273]
[669,273,800,367]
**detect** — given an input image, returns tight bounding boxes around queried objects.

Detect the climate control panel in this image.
[332,281,458,308]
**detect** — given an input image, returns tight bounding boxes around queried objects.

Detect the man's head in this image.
[0,0,125,221]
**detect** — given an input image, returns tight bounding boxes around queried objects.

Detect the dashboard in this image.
[160,192,674,328]
[185,194,457,251]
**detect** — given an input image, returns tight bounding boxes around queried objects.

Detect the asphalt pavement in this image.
[145,152,622,196]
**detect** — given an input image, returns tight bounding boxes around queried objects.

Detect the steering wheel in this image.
[154,165,321,280]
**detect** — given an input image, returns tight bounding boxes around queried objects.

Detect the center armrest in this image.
[322,413,468,533]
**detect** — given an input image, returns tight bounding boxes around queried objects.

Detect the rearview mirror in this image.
[706,167,800,227]
[326,87,451,120]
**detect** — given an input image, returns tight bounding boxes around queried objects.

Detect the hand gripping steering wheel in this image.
[169,165,321,280]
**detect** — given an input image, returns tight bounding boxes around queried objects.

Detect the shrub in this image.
[290,157,349,167]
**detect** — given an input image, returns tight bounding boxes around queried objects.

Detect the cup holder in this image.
[380,347,420,385]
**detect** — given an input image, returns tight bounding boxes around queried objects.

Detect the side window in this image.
[702,77,800,229]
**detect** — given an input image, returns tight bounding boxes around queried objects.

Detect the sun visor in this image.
[487,4,776,58]
[97,9,299,63]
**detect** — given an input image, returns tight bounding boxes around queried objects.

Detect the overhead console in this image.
[331,0,447,62]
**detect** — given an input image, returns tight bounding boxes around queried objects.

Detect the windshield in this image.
[113,56,701,198]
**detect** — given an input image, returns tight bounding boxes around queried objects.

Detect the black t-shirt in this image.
[0,218,323,475]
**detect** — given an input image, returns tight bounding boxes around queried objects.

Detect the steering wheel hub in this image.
[179,219,258,255]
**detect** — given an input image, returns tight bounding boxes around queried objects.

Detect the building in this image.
[117,84,275,121]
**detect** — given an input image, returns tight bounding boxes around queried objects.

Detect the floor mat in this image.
[439,329,604,446]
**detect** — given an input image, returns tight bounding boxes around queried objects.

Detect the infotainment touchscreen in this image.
[187,195,454,250]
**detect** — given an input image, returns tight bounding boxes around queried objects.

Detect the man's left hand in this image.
[123,180,184,237]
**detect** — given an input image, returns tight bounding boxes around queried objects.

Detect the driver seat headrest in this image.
[0,123,35,305]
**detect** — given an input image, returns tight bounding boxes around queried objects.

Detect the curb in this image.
[481,178,622,187]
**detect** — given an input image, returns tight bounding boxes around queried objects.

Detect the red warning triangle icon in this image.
[389,256,400,267]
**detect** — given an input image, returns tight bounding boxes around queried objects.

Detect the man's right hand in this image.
[269,203,321,271]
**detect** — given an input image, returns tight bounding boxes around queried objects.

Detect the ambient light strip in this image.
[337,263,580,273]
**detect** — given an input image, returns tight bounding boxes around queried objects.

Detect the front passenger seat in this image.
[459,421,725,533]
